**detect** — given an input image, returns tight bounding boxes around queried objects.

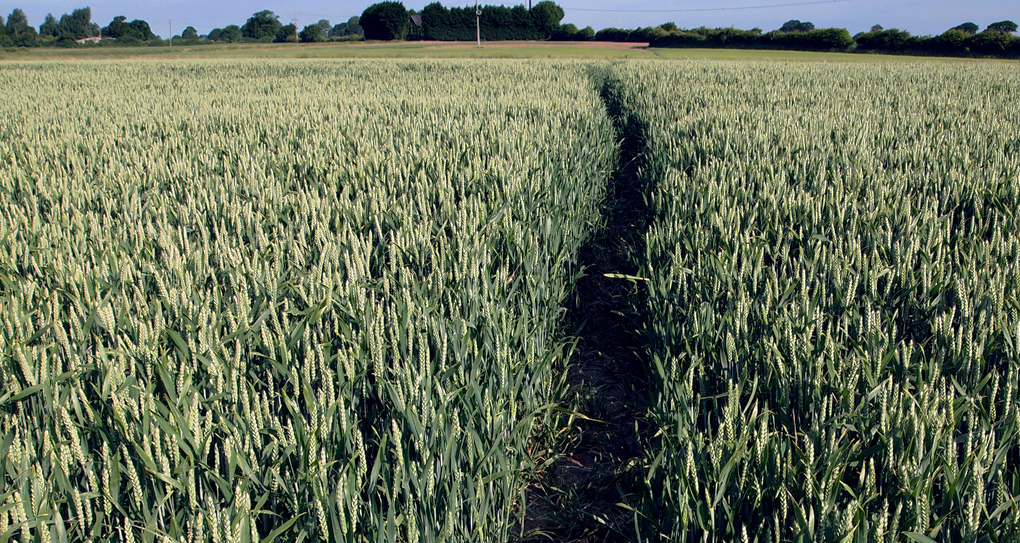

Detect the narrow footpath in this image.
[517,73,653,543]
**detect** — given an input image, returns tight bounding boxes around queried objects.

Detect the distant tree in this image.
[577,25,595,40]
[6,8,30,37]
[103,16,154,41]
[595,27,631,41]
[855,27,914,52]
[970,28,1015,54]
[209,25,243,42]
[419,3,449,37]
[870,24,883,33]
[182,26,198,40]
[651,24,849,50]
[553,23,578,40]
[625,26,656,42]
[347,16,364,36]
[952,22,979,35]
[659,21,677,32]
[531,1,564,37]
[275,23,297,42]
[985,20,1018,34]
[39,14,59,36]
[222,25,241,42]
[242,10,282,40]
[17,26,40,45]
[419,2,551,41]
[300,24,326,42]
[361,2,409,40]
[779,19,814,33]
[5,8,38,45]
[130,19,154,40]
[0,15,6,45]
[330,22,347,36]
[57,7,96,39]
[316,19,331,35]
[932,28,969,54]
[102,19,135,41]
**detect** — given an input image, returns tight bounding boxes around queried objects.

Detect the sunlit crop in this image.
[613,61,1020,542]
[0,59,615,542]
[4,56,1018,543]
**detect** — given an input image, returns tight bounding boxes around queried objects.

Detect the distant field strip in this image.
[613,62,1020,541]
[0,60,616,542]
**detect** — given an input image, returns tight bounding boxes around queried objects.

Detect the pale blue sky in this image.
[3,0,1017,38]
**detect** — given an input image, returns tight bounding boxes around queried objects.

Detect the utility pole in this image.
[169,19,172,46]
[475,0,482,48]
[293,14,299,42]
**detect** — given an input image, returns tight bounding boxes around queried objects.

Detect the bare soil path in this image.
[516,72,652,543]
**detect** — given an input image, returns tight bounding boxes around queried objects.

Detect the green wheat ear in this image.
[622,59,1020,542]
[0,59,616,542]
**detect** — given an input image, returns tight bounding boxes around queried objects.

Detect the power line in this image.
[560,0,851,13]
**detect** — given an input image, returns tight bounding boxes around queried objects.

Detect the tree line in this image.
[0,3,584,47]
[852,21,1019,57]
[1,7,99,47]
[354,2,1018,58]
[206,11,364,44]
[612,19,1020,58]
[357,1,593,41]
[0,8,364,48]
